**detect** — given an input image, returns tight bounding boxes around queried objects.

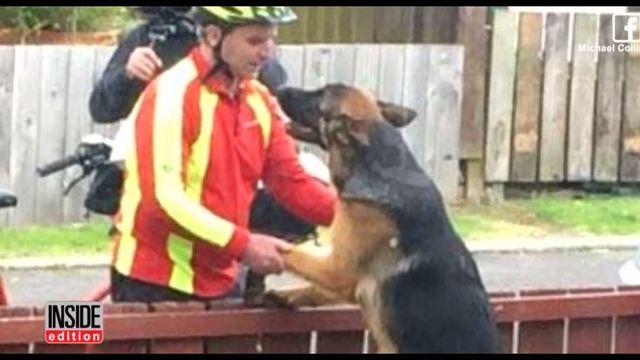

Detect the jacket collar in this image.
[190,47,254,98]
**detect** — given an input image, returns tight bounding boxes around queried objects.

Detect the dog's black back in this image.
[342,121,501,353]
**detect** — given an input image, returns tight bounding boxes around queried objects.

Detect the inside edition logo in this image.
[45,302,104,344]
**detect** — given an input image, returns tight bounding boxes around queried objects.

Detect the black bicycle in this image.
[37,133,119,216]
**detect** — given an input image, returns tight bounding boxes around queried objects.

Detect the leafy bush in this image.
[0,6,134,33]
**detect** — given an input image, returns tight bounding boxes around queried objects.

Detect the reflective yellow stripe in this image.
[153,60,235,247]
[246,91,272,148]
[167,234,195,294]
[185,90,218,201]
[114,100,143,276]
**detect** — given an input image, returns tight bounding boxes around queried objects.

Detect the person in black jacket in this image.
[89,6,288,124]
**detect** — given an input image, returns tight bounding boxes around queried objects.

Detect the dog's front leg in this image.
[281,244,359,302]
[265,283,348,308]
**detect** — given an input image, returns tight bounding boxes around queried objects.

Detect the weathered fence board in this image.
[149,302,206,354]
[10,46,42,227]
[316,331,363,353]
[35,46,70,225]
[299,45,333,161]
[518,319,565,353]
[567,14,599,182]
[401,46,429,172]
[352,45,381,96]
[377,45,408,164]
[0,47,15,227]
[567,317,612,353]
[457,6,488,160]
[327,45,355,84]
[594,14,624,182]
[277,46,304,88]
[91,303,149,353]
[539,13,570,183]
[377,45,406,106]
[262,332,311,353]
[206,335,259,354]
[485,11,519,183]
[511,13,543,182]
[615,315,640,353]
[374,7,416,43]
[0,307,32,353]
[621,46,640,182]
[63,46,97,222]
[348,7,376,43]
[303,45,331,90]
[428,46,464,201]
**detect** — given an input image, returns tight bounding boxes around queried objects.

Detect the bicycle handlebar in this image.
[36,154,82,177]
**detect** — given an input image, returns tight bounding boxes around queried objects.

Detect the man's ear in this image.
[377,101,418,128]
[202,24,222,48]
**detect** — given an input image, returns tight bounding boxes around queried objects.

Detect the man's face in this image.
[220,24,277,80]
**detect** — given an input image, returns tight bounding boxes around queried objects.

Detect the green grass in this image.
[1,195,640,258]
[451,194,640,240]
[523,195,640,235]
[0,219,111,259]
[450,213,497,239]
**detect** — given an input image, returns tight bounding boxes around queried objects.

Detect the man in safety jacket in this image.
[110,6,336,302]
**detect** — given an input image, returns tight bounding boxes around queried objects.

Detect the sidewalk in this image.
[0,234,638,270]
[467,234,640,253]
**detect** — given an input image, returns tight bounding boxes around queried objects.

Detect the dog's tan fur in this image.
[268,86,416,353]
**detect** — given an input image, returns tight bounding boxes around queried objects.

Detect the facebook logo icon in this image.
[613,14,640,43]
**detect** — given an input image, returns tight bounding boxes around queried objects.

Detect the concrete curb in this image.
[467,235,640,254]
[0,255,110,270]
[0,235,638,270]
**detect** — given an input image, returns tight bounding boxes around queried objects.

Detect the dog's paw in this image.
[262,290,298,310]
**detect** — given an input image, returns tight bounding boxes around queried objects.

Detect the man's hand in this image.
[125,47,163,82]
[243,234,293,275]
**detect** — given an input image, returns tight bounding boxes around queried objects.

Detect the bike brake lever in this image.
[63,172,90,196]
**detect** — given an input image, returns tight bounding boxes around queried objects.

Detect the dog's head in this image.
[277,84,417,150]
[276,84,417,189]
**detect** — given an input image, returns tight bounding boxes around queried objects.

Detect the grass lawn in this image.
[0,219,111,259]
[1,195,640,258]
[451,194,640,239]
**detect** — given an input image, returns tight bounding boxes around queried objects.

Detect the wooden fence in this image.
[485,11,640,185]
[0,44,463,227]
[5,8,638,227]
[278,7,459,44]
[0,286,639,353]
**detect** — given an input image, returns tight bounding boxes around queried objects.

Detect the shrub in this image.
[0,6,135,33]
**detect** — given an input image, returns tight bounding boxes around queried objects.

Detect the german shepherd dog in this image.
[267,85,501,353]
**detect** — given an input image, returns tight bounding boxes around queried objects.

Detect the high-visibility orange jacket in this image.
[112,48,336,298]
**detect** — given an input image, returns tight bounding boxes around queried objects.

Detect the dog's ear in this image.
[345,117,371,147]
[378,101,418,128]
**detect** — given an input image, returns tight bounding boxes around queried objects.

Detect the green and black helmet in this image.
[194,6,297,28]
